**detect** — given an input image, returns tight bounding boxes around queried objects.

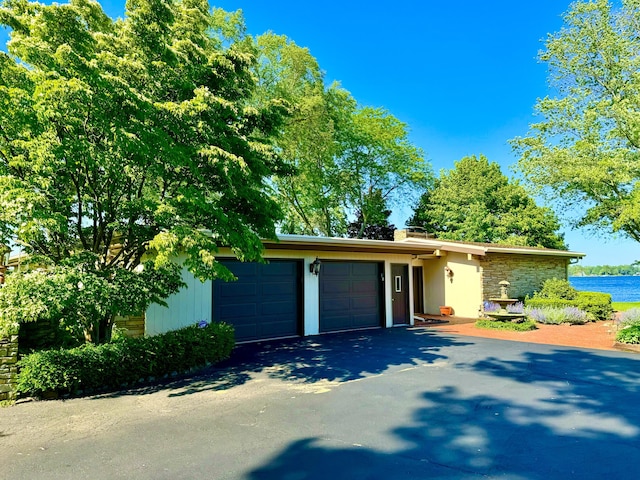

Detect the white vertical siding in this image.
[145,266,212,336]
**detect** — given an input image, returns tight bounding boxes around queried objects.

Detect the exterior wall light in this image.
[310,257,322,276]
[444,266,454,282]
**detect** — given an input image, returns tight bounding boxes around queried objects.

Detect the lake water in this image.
[569,276,640,302]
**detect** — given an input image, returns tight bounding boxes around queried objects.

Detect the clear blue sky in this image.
[1,1,638,266]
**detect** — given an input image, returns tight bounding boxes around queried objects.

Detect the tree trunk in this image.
[83,314,114,344]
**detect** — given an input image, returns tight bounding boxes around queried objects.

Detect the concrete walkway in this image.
[2,327,640,479]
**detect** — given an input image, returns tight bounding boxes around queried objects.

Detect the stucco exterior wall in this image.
[421,253,483,318]
[422,256,447,316]
[480,253,569,300]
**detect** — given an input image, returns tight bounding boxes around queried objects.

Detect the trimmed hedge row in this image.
[17,322,235,398]
[525,291,613,320]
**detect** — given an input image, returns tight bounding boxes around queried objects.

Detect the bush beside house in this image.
[17,322,235,398]
[524,278,613,321]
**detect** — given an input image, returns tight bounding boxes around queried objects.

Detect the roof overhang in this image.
[263,235,440,255]
[265,234,586,260]
[397,236,585,259]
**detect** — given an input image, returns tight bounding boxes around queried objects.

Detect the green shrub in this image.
[616,324,640,344]
[525,291,612,320]
[575,291,612,320]
[17,322,235,397]
[536,278,578,300]
[475,319,537,331]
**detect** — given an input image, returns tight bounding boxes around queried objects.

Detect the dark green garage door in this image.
[213,260,301,342]
[319,261,383,333]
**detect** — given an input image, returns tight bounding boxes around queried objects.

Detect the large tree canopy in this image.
[252,33,432,237]
[347,187,395,240]
[0,0,288,342]
[512,0,640,242]
[408,155,566,249]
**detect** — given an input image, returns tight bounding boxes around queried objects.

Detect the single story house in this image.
[145,229,585,342]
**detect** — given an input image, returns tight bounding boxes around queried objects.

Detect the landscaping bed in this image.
[425,320,622,352]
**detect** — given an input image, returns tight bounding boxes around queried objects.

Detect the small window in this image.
[395,275,402,293]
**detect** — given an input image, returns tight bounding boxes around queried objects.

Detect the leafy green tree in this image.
[347,188,396,240]
[512,0,640,242]
[0,0,288,342]
[339,103,431,235]
[0,254,183,343]
[408,155,566,249]
[251,33,348,236]
[252,33,431,237]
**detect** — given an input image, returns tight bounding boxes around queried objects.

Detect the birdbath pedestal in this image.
[487,280,525,321]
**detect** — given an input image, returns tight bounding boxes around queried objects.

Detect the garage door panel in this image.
[261,301,295,316]
[219,283,257,297]
[322,297,351,312]
[213,260,301,342]
[353,313,380,327]
[320,261,382,333]
[351,262,378,276]
[352,279,378,294]
[225,262,258,277]
[321,280,350,295]
[220,303,257,318]
[350,295,378,310]
[320,315,351,332]
[233,325,257,340]
[323,262,351,276]
[262,262,296,276]
[260,320,301,337]
[261,282,295,296]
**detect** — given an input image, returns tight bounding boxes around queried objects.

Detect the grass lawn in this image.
[613,302,640,311]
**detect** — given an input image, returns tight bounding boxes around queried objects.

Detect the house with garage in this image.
[145,229,585,343]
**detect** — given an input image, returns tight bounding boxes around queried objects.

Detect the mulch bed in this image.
[415,319,634,352]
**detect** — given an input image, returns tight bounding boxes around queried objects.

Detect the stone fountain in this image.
[486,280,526,322]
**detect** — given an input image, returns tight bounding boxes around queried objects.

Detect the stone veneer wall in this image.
[0,334,18,402]
[480,253,569,300]
[114,314,145,338]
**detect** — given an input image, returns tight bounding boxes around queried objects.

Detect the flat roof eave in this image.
[263,235,439,255]
[269,234,586,259]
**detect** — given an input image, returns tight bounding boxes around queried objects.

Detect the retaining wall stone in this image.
[0,334,19,402]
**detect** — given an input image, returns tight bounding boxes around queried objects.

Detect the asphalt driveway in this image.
[2,327,640,479]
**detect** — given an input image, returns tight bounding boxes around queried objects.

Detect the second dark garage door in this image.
[319,261,383,333]
[213,259,301,342]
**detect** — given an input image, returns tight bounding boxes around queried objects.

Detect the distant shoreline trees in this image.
[569,264,640,277]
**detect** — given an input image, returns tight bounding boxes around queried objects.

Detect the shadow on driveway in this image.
[94,327,468,399]
[248,346,640,479]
